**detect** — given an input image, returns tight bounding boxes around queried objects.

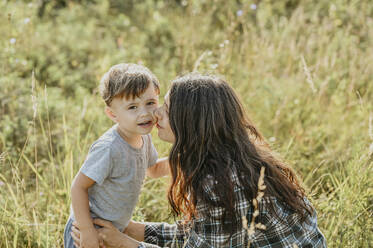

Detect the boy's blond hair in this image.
[99,63,160,106]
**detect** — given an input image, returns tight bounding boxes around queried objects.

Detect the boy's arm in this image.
[146,157,170,178]
[71,172,96,230]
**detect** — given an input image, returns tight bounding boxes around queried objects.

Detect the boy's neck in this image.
[116,126,143,149]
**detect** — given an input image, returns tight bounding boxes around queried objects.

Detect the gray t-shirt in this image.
[70,125,158,231]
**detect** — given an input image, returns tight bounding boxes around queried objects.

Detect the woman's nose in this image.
[153,107,161,119]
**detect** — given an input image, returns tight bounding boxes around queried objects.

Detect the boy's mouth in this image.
[138,120,153,127]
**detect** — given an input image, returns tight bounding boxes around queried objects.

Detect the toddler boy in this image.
[63,63,169,248]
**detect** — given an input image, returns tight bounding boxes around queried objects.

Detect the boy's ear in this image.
[105,106,117,122]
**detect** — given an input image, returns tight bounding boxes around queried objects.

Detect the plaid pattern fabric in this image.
[138,173,326,248]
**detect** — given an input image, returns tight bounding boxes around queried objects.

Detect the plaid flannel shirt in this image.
[138,173,326,248]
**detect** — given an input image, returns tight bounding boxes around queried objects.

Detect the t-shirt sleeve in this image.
[80,142,113,185]
[147,135,158,168]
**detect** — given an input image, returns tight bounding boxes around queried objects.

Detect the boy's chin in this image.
[137,125,155,133]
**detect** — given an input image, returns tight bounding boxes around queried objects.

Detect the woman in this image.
[71,73,326,247]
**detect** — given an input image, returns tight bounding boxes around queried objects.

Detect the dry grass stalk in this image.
[31,70,38,119]
[300,55,317,94]
[369,113,373,140]
[242,166,267,247]
[369,112,373,156]
[0,152,6,161]
[31,70,39,202]
[171,221,189,248]
[192,50,208,72]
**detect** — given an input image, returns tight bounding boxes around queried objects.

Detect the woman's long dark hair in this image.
[167,73,313,235]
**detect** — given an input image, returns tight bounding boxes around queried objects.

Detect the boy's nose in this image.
[139,109,149,118]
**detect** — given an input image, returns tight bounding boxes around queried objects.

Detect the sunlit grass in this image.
[1,0,372,247]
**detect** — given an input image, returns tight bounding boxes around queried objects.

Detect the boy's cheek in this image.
[151,105,159,111]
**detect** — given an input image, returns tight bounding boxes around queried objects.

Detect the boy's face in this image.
[107,83,159,139]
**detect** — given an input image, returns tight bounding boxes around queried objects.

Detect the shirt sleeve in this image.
[138,222,213,248]
[80,141,113,185]
[147,135,158,168]
[138,222,186,247]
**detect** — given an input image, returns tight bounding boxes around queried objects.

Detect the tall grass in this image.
[1,0,372,247]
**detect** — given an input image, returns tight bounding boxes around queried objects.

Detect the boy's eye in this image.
[147,101,156,105]
[128,106,137,110]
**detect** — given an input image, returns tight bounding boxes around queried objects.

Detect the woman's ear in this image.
[105,106,117,122]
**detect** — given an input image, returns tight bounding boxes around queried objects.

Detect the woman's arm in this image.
[72,219,159,248]
[138,221,187,247]
[71,219,188,248]
[101,219,187,247]
[139,222,212,248]
[122,221,146,241]
[72,220,140,248]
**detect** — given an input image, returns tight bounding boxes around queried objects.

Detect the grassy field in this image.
[0,0,372,247]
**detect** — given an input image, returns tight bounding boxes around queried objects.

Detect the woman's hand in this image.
[71,222,105,248]
[81,226,103,248]
[93,219,128,248]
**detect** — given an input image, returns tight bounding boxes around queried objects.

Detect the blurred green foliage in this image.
[0,0,372,247]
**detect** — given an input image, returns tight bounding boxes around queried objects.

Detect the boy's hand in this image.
[146,157,170,178]
[80,226,103,248]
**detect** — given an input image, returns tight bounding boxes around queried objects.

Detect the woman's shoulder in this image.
[258,196,316,225]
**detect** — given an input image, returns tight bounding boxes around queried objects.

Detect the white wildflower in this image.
[210,64,218,69]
